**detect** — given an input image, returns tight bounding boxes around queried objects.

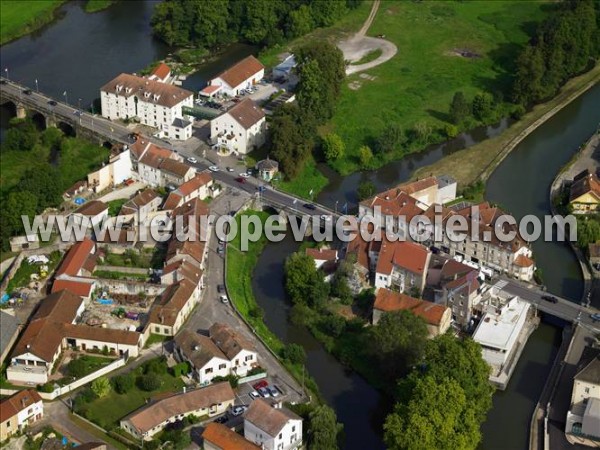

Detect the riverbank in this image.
[549,133,600,303]
[412,64,600,186]
[0,0,66,45]
[84,0,117,13]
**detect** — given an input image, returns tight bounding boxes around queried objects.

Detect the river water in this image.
[1,2,599,449]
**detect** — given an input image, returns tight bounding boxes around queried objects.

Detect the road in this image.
[494,276,600,331]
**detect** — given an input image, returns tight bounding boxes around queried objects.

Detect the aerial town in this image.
[0,1,599,450]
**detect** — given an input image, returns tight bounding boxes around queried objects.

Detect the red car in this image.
[253,380,268,390]
[235,177,246,183]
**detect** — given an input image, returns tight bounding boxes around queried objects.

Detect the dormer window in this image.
[125,87,132,94]
[144,92,151,98]
[153,94,161,101]
[116,84,123,92]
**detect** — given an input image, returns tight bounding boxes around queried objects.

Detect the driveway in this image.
[98,182,145,203]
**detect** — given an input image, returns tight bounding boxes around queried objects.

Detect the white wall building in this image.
[210,98,266,155]
[244,400,303,450]
[100,73,194,140]
[208,56,265,97]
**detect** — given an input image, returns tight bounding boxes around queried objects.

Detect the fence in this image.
[238,371,267,385]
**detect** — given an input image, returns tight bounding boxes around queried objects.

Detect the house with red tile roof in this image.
[208,56,265,96]
[71,200,108,228]
[0,390,43,441]
[373,288,451,337]
[374,240,431,295]
[210,98,266,155]
[305,248,338,270]
[145,278,199,336]
[569,169,600,214]
[52,239,98,300]
[163,172,214,210]
[148,63,171,84]
[439,260,483,329]
[203,423,260,450]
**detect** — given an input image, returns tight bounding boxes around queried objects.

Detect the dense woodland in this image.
[151,0,360,48]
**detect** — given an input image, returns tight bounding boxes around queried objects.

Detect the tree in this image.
[449,91,470,124]
[357,181,376,201]
[3,191,38,236]
[281,343,306,365]
[384,376,480,450]
[412,121,433,143]
[330,272,352,304]
[286,4,314,39]
[2,118,38,152]
[67,357,88,378]
[371,310,428,379]
[16,164,63,210]
[270,104,314,179]
[138,373,162,391]
[284,252,329,308]
[308,404,343,449]
[113,373,135,394]
[90,377,111,398]
[358,145,373,169]
[160,428,191,450]
[319,314,347,337]
[310,0,348,27]
[375,123,406,154]
[472,92,494,121]
[322,133,345,161]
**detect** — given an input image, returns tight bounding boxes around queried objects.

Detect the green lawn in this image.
[103,247,164,269]
[6,250,62,294]
[93,270,148,281]
[68,355,115,378]
[77,358,185,429]
[328,0,550,175]
[0,0,66,45]
[272,157,329,200]
[84,0,116,13]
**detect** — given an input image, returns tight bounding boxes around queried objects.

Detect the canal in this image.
[1,1,599,448]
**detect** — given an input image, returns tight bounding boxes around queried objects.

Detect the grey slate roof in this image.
[575,347,600,384]
[0,311,20,357]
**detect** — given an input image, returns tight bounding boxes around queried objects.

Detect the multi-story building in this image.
[566,347,600,442]
[210,98,266,155]
[374,240,431,295]
[244,399,303,450]
[0,390,43,441]
[569,169,600,214]
[100,73,194,140]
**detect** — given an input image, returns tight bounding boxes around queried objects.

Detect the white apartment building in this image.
[100,73,194,140]
[244,400,303,450]
[210,98,266,155]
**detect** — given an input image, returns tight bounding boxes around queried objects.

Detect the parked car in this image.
[235,177,246,183]
[220,295,229,304]
[209,165,219,172]
[249,391,261,400]
[258,387,271,398]
[303,203,316,210]
[47,100,57,106]
[267,386,279,397]
[214,416,228,424]
[230,405,247,416]
[239,172,250,178]
[187,157,197,164]
[217,284,225,293]
[226,167,234,172]
[23,89,32,95]
[541,294,558,304]
[253,380,268,390]
[590,313,600,322]
[272,384,283,396]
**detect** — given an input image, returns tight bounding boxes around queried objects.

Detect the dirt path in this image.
[338,0,398,75]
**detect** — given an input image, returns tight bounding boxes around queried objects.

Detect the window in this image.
[219,363,226,370]
[585,387,590,394]
[205,368,213,374]
[292,426,296,432]
[245,355,253,361]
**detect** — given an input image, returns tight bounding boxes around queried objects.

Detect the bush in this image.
[444,124,459,139]
[112,373,135,394]
[37,382,55,393]
[143,357,167,375]
[212,374,239,388]
[281,343,306,365]
[247,366,266,376]
[91,376,111,398]
[357,181,376,201]
[138,373,162,391]
[68,357,88,378]
[511,104,526,120]
[171,362,191,378]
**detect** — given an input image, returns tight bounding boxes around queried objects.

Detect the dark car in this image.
[217,284,225,294]
[23,89,32,95]
[214,416,228,424]
[303,203,316,210]
[0,79,7,85]
[541,295,558,304]
[47,100,57,106]
[235,177,246,183]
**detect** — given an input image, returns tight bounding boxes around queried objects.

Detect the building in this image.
[120,382,235,440]
[163,172,214,210]
[569,169,600,214]
[244,399,302,450]
[0,311,20,367]
[436,174,458,204]
[566,347,600,442]
[374,240,431,294]
[119,189,161,221]
[202,423,260,450]
[373,288,451,337]
[87,146,133,193]
[9,234,40,252]
[136,143,194,187]
[439,259,482,329]
[210,98,266,155]
[209,323,258,378]
[148,63,171,84]
[146,278,199,336]
[207,56,265,97]
[0,390,43,441]
[305,248,338,270]
[256,158,279,182]
[272,54,296,81]
[52,238,98,300]
[472,295,531,375]
[100,73,193,140]
[71,200,108,228]
[7,290,141,384]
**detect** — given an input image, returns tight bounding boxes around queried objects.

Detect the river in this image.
[1,2,599,449]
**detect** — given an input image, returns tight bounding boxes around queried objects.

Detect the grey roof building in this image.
[0,311,20,366]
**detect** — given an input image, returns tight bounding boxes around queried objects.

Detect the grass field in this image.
[272,157,329,200]
[412,63,600,187]
[327,0,550,175]
[6,250,62,293]
[0,0,66,45]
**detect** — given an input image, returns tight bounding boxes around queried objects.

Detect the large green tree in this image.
[449,91,470,125]
[284,251,330,309]
[270,104,314,179]
[308,404,343,450]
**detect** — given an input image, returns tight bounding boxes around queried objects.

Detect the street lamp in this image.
[78,98,82,112]
[35,79,39,93]
[4,68,8,81]
[335,200,339,214]
[63,90,68,106]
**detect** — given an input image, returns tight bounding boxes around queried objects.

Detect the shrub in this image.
[281,343,306,365]
[91,377,111,398]
[67,357,88,378]
[212,374,239,388]
[143,357,166,375]
[444,124,459,139]
[112,373,135,394]
[37,382,55,393]
[171,362,191,378]
[138,373,162,391]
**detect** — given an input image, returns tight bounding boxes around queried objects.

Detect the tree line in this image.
[512,0,600,106]
[151,0,360,48]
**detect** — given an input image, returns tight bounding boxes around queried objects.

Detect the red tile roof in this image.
[150,63,170,81]
[51,279,95,297]
[213,56,264,89]
[396,177,437,196]
[178,172,213,196]
[376,240,430,276]
[139,145,176,170]
[74,200,108,217]
[0,390,42,422]
[514,254,534,267]
[305,248,338,262]
[101,73,192,108]
[570,170,600,202]
[225,98,265,129]
[346,235,370,271]
[374,288,449,326]
[202,423,260,450]
[55,239,95,277]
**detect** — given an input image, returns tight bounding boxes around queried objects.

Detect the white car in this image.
[226,167,234,172]
[220,295,229,304]
[239,172,250,178]
[320,214,332,221]
[209,166,219,172]
[187,157,197,164]
[230,405,247,416]
[249,391,260,400]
